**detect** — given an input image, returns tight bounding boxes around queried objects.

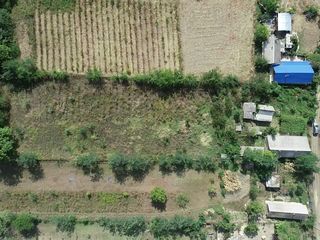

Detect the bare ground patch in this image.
[179,0,255,80]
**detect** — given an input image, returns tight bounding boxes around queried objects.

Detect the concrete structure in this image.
[266,175,280,190]
[255,105,275,122]
[240,146,265,157]
[267,135,311,158]
[266,201,309,220]
[243,102,256,120]
[263,34,282,64]
[277,13,292,32]
[273,61,314,85]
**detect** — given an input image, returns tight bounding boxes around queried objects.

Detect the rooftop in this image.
[267,135,311,152]
[273,61,314,74]
[258,105,275,112]
[266,201,308,215]
[278,13,292,32]
[266,175,280,188]
[243,102,256,120]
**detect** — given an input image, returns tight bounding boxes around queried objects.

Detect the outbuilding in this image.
[263,34,282,64]
[266,135,311,158]
[277,13,292,32]
[255,105,275,122]
[266,201,309,220]
[243,102,256,121]
[273,61,314,85]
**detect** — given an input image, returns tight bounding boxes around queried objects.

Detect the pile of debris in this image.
[223,171,241,193]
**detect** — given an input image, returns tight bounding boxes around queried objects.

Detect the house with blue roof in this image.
[272,61,314,85]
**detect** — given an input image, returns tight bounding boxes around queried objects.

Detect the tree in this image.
[52,215,77,234]
[0,9,14,44]
[1,59,38,88]
[17,152,39,169]
[307,53,320,72]
[75,153,99,175]
[108,153,129,180]
[159,152,193,174]
[275,221,301,240]
[244,223,259,237]
[0,95,10,128]
[255,55,269,73]
[150,187,167,207]
[295,153,319,182]
[246,201,264,221]
[193,156,217,173]
[86,68,103,84]
[254,24,269,51]
[242,149,277,181]
[0,127,17,162]
[12,213,38,236]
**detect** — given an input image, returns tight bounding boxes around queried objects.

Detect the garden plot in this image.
[34,0,180,75]
[179,0,255,80]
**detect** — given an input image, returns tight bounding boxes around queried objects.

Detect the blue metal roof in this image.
[273,61,314,74]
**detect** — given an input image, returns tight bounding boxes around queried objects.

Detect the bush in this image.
[12,213,38,236]
[193,155,217,173]
[17,152,39,169]
[159,151,193,174]
[242,149,277,181]
[52,215,77,233]
[249,181,259,201]
[99,216,147,237]
[0,9,14,44]
[75,153,99,174]
[1,59,38,88]
[150,187,167,206]
[40,70,69,82]
[0,127,17,162]
[255,55,269,73]
[304,5,318,21]
[86,68,103,84]
[295,153,319,183]
[0,44,18,68]
[200,70,239,94]
[175,193,189,208]
[275,221,301,240]
[307,53,320,72]
[280,114,307,135]
[254,24,269,51]
[244,223,259,237]
[246,201,264,221]
[0,95,10,128]
[0,211,15,238]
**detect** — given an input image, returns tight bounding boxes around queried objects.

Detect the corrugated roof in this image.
[243,102,256,120]
[278,13,292,32]
[262,34,282,64]
[267,135,311,152]
[258,105,275,112]
[273,61,314,74]
[255,113,273,122]
[266,201,308,215]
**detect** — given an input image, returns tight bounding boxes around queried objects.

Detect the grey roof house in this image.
[243,102,256,120]
[243,103,275,123]
[263,34,282,64]
[267,135,311,158]
[266,201,308,220]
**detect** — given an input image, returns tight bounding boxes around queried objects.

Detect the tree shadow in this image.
[0,161,23,186]
[89,166,104,182]
[151,202,167,212]
[28,162,44,182]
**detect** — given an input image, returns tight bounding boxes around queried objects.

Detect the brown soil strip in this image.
[166,2,175,70]
[86,0,94,68]
[58,12,66,71]
[140,2,150,73]
[171,1,180,70]
[108,1,117,73]
[64,12,72,73]
[75,0,83,73]
[119,0,129,73]
[40,13,48,70]
[46,11,54,71]
[91,1,100,69]
[123,0,133,75]
[160,0,170,69]
[155,1,165,69]
[34,9,42,69]
[113,2,122,73]
[148,1,158,70]
[102,0,111,74]
[96,0,106,74]
[134,1,144,73]
[145,1,155,71]
[80,0,89,72]
[70,12,78,73]
[51,13,60,70]
[128,0,138,74]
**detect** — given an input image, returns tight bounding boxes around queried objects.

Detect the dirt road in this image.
[311,90,320,239]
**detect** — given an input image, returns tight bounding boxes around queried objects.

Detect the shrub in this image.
[254,24,269,51]
[295,153,319,183]
[193,156,217,172]
[52,215,77,233]
[0,95,10,128]
[175,193,189,208]
[99,216,147,237]
[159,152,193,174]
[86,68,103,84]
[246,201,264,221]
[307,53,320,72]
[75,153,99,174]
[0,9,14,44]
[249,181,259,201]
[255,55,269,73]
[215,211,235,237]
[200,70,239,94]
[0,44,17,68]
[262,126,277,137]
[244,223,259,237]
[1,59,38,88]
[41,70,69,82]
[0,127,17,162]
[17,152,39,169]
[280,114,307,135]
[304,5,318,21]
[275,221,301,240]
[12,213,38,236]
[150,187,167,206]
[0,211,15,238]
[208,186,217,199]
[108,153,129,180]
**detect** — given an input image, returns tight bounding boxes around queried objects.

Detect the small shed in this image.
[277,13,292,32]
[243,102,256,120]
[255,105,275,122]
[273,61,314,85]
[263,34,282,64]
[265,175,280,190]
[267,135,311,158]
[266,201,309,220]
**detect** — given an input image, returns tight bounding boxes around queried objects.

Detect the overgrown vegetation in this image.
[86,68,103,85]
[213,206,236,238]
[51,215,77,234]
[74,153,100,175]
[303,5,318,21]
[16,152,39,169]
[257,0,279,22]
[280,114,307,135]
[0,127,18,162]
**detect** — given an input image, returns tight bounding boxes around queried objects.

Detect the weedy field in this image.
[34,0,180,75]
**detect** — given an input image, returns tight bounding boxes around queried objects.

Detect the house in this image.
[266,135,311,158]
[243,103,275,123]
[272,61,314,85]
[265,175,280,190]
[243,102,256,121]
[255,105,275,122]
[266,201,308,220]
[277,13,292,32]
[263,34,282,64]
